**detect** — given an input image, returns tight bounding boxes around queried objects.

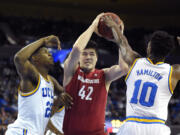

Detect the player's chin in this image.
[85,66,94,71]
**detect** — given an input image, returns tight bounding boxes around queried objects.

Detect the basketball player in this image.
[5,35,73,135]
[62,13,128,135]
[104,16,180,135]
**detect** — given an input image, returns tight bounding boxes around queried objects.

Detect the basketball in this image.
[97,12,124,40]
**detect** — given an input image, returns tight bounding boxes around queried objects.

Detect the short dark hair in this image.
[150,31,175,58]
[85,40,98,56]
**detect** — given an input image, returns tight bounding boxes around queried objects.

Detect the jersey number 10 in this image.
[130,80,158,107]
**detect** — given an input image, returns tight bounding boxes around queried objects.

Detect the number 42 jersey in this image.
[125,58,173,123]
[63,67,107,135]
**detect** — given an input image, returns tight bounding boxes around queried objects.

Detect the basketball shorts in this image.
[5,127,39,135]
[116,122,171,135]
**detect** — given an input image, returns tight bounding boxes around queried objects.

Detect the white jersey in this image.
[50,106,65,133]
[125,58,173,124]
[6,74,54,135]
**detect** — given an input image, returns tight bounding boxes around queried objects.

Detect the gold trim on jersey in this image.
[125,117,165,124]
[19,75,41,97]
[57,106,65,112]
[43,75,50,83]
[147,58,164,65]
[125,58,138,81]
[169,66,173,94]
[23,129,27,135]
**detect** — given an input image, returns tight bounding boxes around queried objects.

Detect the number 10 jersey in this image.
[125,58,173,123]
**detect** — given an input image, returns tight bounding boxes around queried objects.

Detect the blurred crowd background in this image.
[0,0,180,134]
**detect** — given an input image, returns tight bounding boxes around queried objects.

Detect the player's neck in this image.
[148,56,165,64]
[81,67,95,73]
[36,66,49,79]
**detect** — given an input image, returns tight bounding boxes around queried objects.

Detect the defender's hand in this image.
[103,15,118,28]
[44,35,61,50]
[103,16,122,43]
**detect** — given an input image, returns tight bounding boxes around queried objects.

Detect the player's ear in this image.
[95,55,98,62]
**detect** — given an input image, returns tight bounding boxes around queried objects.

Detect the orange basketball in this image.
[98,12,124,40]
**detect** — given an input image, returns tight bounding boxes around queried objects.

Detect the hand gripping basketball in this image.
[97,12,124,40]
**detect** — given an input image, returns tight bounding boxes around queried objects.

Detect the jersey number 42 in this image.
[78,85,93,101]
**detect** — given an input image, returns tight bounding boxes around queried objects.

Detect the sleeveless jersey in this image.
[125,58,173,124]
[7,74,54,135]
[63,67,107,135]
[50,106,65,133]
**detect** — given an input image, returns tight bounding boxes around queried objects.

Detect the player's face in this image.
[37,48,54,66]
[79,48,97,72]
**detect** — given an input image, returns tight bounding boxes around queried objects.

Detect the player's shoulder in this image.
[172,64,180,71]
[94,68,104,74]
[129,57,143,67]
[171,64,180,81]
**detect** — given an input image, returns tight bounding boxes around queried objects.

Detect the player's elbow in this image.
[14,53,25,65]
[14,53,21,64]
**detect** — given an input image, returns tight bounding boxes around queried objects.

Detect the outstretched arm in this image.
[63,13,104,86]
[103,16,141,67]
[103,49,129,90]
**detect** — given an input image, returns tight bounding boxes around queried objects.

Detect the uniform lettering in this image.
[136,69,163,81]
[78,75,99,84]
[42,87,54,99]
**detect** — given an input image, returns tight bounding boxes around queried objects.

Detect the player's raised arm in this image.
[63,13,104,86]
[103,16,141,67]
[103,50,129,90]
[14,35,60,80]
